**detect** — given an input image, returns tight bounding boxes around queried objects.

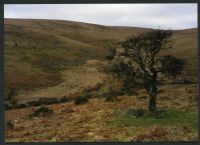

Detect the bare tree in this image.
[110,30,184,112]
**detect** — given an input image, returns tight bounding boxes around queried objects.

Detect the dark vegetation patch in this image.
[74,96,89,105]
[6,120,14,130]
[5,96,69,110]
[5,70,63,92]
[32,54,86,72]
[29,106,53,117]
[27,97,59,106]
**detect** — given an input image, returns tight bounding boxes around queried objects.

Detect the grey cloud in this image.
[4,4,197,30]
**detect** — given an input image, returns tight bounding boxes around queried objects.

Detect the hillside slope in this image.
[4,19,197,102]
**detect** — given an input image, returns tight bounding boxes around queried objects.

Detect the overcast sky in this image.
[4,4,197,30]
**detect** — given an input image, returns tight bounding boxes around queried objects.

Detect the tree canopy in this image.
[107,29,184,112]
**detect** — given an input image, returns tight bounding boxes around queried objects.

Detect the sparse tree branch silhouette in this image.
[108,29,184,112]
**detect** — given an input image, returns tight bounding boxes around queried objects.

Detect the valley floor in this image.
[5,84,198,142]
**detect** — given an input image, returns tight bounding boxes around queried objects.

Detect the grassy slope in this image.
[5,19,197,93]
[163,28,198,81]
[4,19,148,92]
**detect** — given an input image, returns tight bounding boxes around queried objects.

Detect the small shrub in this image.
[30,106,53,117]
[74,96,89,105]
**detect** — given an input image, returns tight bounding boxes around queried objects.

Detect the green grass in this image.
[109,109,198,128]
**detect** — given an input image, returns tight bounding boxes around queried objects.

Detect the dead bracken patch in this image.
[5,84,198,142]
[135,127,167,141]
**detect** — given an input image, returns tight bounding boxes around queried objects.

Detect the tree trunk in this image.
[144,75,157,112]
[148,84,157,112]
